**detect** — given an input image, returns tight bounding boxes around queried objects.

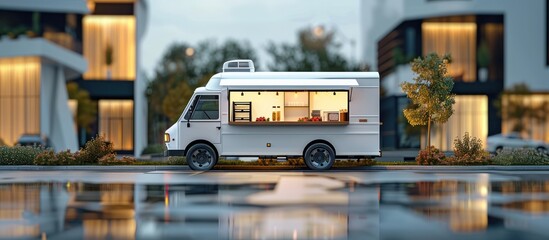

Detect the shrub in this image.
[167,157,186,165]
[76,135,114,164]
[98,154,137,165]
[0,146,46,165]
[443,132,490,165]
[118,156,137,165]
[34,150,57,165]
[416,146,446,165]
[98,153,117,165]
[287,157,305,166]
[141,144,165,155]
[492,148,549,165]
[258,157,277,166]
[57,150,77,165]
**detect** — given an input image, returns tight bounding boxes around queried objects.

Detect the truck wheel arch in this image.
[303,140,336,157]
[185,140,219,158]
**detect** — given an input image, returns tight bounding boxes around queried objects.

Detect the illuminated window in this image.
[228,91,348,123]
[422,22,477,82]
[502,94,549,142]
[99,100,133,150]
[83,15,136,80]
[0,57,40,146]
[429,95,488,150]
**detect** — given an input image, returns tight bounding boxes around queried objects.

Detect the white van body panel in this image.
[167,71,381,158]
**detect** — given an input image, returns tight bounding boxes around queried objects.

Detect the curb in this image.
[1,165,549,171]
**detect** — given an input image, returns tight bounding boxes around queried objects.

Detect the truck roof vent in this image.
[222,59,255,72]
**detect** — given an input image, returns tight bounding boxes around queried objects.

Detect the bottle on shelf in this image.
[276,106,281,121]
[272,106,276,121]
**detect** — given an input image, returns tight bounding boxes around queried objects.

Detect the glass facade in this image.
[83,15,136,80]
[502,94,549,142]
[0,57,40,146]
[99,100,133,151]
[422,22,477,82]
[429,95,488,151]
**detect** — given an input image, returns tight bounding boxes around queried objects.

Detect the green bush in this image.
[416,146,446,165]
[492,148,549,165]
[76,135,114,164]
[141,144,165,155]
[0,146,46,165]
[443,132,490,165]
[34,150,78,165]
[167,157,187,165]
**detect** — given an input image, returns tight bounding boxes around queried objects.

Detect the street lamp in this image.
[313,25,325,38]
[185,47,195,57]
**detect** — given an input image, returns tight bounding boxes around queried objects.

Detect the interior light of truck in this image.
[164,133,170,143]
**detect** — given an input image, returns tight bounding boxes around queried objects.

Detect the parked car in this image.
[16,134,51,148]
[486,132,548,154]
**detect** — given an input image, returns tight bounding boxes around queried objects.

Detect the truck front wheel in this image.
[304,143,335,170]
[186,143,217,171]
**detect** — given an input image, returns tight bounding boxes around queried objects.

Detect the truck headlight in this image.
[164,133,170,143]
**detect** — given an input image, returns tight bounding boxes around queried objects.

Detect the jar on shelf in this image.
[272,106,277,121]
[276,106,281,121]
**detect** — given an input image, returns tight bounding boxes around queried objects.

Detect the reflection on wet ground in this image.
[1,171,549,239]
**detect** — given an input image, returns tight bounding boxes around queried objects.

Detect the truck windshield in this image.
[184,95,219,120]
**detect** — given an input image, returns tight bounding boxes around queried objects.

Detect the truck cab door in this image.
[179,94,221,150]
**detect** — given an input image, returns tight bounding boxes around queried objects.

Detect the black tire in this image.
[186,143,217,171]
[304,143,335,170]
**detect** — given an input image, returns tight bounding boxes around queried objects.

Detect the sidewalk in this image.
[1,165,549,171]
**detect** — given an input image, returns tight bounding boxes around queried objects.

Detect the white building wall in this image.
[365,0,549,91]
[40,64,78,152]
[133,0,149,157]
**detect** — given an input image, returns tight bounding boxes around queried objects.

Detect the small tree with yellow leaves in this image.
[400,53,455,151]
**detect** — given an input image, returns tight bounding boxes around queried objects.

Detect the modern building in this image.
[363,0,549,150]
[0,0,148,156]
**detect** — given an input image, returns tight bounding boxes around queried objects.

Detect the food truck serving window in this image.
[228,90,349,125]
[184,95,219,120]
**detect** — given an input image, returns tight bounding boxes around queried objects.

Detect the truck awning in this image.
[219,79,358,90]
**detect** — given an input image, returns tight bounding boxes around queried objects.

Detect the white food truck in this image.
[164,60,380,170]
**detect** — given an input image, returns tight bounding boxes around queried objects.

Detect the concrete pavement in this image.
[2,165,549,171]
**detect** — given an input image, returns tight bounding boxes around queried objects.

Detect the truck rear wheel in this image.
[186,143,217,171]
[304,143,335,170]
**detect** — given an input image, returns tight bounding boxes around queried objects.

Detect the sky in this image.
[141,0,369,76]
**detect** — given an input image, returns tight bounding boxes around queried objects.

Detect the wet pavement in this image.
[1,170,549,239]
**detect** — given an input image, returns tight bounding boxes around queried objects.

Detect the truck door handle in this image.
[216,126,221,130]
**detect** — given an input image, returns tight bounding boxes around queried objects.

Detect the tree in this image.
[400,53,455,151]
[147,39,257,143]
[66,82,97,145]
[494,83,545,138]
[266,26,369,71]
